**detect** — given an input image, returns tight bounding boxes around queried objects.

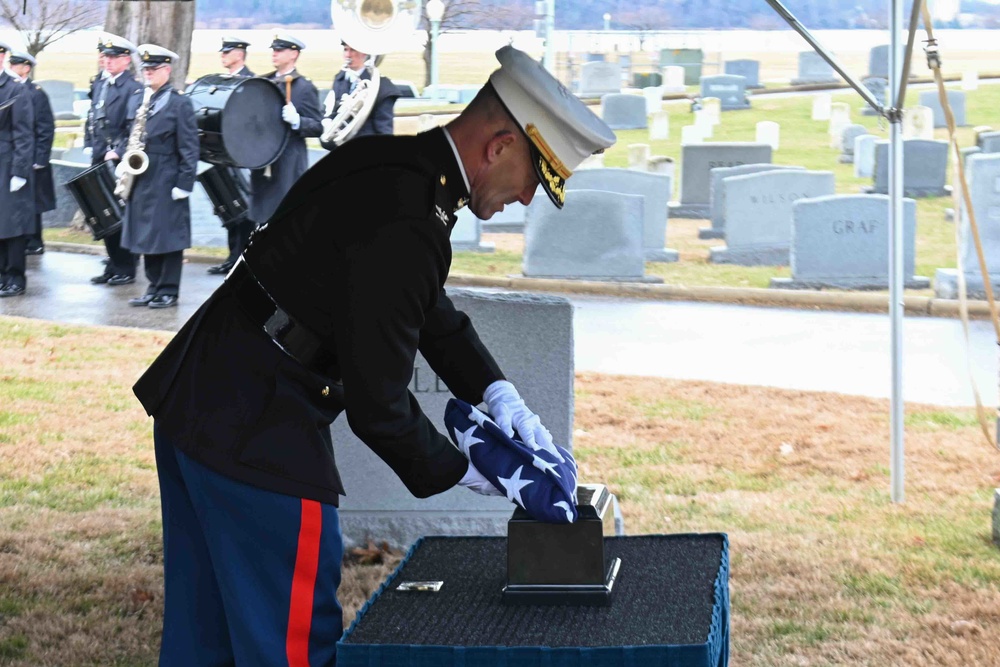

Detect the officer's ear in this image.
[484,130,516,165]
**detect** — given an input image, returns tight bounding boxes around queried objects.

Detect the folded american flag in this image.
[444,398,578,523]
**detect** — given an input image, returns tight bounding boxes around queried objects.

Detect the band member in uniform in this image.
[8,51,55,256]
[206,36,255,276]
[133,45,615,663]
[120,45,199,309]
[0,41,35,298]
[247,33,323,228]
[89,34,143,287]
[319,37,399,150]
[83,43,109,159]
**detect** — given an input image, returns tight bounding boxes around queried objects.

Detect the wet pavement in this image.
[3,251,996,408]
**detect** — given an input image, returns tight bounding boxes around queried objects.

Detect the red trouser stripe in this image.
[286,499,323,667]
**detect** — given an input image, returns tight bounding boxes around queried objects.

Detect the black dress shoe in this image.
[0,284,26,298]
[128,294,155,307]
[148,294,178,309]
[25,245,44,255]
[206,262,234,275]
[107,274,136,286]
[91,273,112,284]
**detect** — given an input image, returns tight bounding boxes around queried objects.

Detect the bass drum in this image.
[197,164,250,227]
[64,161,124,240]
[185,74,290,170]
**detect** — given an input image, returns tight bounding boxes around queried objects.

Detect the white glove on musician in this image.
[171,188,191,201]
[282,103,300,130]
[457,461,503,497]
[482,380,562,462]
[83,146,93,157]
[9,177,26,193]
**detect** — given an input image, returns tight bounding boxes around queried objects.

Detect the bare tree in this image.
[104,0,195,89]
[0,0,105,57]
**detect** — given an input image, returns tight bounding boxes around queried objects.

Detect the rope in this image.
[920,0,1000,449]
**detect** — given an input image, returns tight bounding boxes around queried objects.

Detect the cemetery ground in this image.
[46,72,994,295]
[1,316,999,665]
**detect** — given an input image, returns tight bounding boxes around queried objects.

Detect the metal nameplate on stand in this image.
[502,483,621,606]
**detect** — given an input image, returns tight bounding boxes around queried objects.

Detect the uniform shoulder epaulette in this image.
[132,88,142,94]
[34,84,41,90]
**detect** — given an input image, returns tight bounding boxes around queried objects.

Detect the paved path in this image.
[3,251,996,407]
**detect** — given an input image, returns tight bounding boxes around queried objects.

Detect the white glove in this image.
[9,177,26,192]
[32,164,44,170]
[171,187,191,200]
[483,380,562,462]
[458,461,503,497]
[83,146,93,157]
[282,103,300,130]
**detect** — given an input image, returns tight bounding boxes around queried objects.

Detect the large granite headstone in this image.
[673,142,772,218]
[772,194,928,290]
[709,170,835,265]
[935,153,1000,299]
[523,189,659,282]
[660,48,703,85]
[860,77,888,116]
[919,89,967,128]
[479,200,528,234]
[700,74,750,111]
[724,59,763,89]
[578,61,621,96]
[35,79,78,120]
[602,93,648,130]
[336,289,575,548]
[838,124,870,164]
[854,134,878,178]
[567,168,677,262]
[978,131,1000,153]
[452,208,495,253]
[868,45,890,78]
[701,164,804,240]
[792,51,838,85]
[872,139,949,197]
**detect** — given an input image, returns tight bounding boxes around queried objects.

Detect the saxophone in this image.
[115,85,154,200]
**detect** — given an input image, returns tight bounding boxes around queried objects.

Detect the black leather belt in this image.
[226,260,341,379]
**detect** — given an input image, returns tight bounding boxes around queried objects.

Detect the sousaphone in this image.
[322,0,419,146]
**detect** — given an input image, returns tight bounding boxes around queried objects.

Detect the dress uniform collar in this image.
[417,127,470,214]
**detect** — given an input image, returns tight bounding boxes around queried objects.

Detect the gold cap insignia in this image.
[142,51,150,61]
[439,175,447,186]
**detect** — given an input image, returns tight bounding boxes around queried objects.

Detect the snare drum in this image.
[64,161,124,240]
[186,74,290,170]
[197,164,250,227]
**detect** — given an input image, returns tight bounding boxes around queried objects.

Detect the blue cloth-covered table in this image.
[338,534,729,667]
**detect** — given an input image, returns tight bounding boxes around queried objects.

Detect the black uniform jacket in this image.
[248,69,322,223]
[26,79,56,214]
[133,128,504,506]
[88,72,143,166]
[121,85,200,255]
[319,68,399,150]
[0,71,35,239]
[232,65,255,77]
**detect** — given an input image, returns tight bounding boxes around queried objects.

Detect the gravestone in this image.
[724,59,763,89]
[935,153,1000,299]
[479,192,535,234]
[585,52,606,62]
[860,77,888,116]
[394,80,418,98]
[578,61,621,96]
[648,156,674,180]
[663,66,686,93]
[660,48,703,85]
[791,51,838,85]
[567,168,677,262]
[701,97,721,125]
[650,111,669,140]
[772,194,928,290]
[642,86,663,115]
[812,93,832,121]
[336,289,574,548]
[701,164,804,240]
[602,93,648,130]
[578,152,605,170]
[962,70,979,91]
[694,109,713,138]
[45,160,89,227]
[633,72,662,88]
[523,189,660,282]
[451,208,496,253]
[756,121,780,150]
[627,144,650,170]
[854,134,878,178]
[35,79,77,120]
[709,170,835,265]
[979,131,1000,153]
[839,124,870,164]
[828,103,851,149]
[868,45,890,78]
[681,124,705,145]
[673,142,773,218]
[919,89,967,128]
[903,106,934,140]
[417,113,438,132]
[700,75,749,111]
[872,139,949,197]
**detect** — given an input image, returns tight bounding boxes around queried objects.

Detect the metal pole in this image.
[544,0,556,74]
[430,18,440,102]
[889,0,905,503]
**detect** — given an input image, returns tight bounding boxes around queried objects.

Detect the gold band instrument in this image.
[115,85,153,200]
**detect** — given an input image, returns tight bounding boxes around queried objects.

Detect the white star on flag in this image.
[532,454,560,477]
[497,465,533,507]
[452,424,483,456]
[554,501,574,522]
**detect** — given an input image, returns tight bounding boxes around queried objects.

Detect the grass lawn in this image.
[0,316,998,665]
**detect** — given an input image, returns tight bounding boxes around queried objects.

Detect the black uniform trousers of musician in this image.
[0,71,35,293]
[133,131,504,660]
[142,251,183,297]
[25,79,56,253]
[90,73,143,283]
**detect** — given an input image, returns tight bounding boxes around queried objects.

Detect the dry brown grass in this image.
[1,315,998,665]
